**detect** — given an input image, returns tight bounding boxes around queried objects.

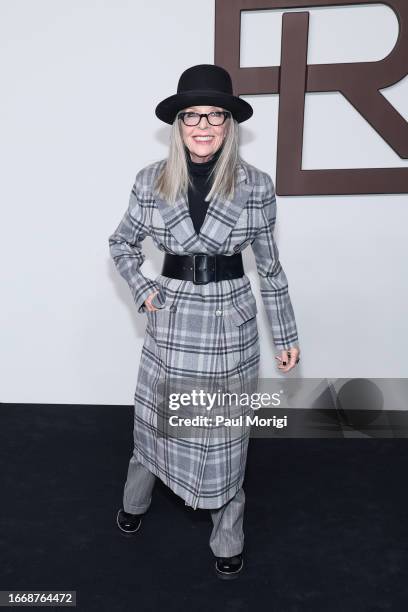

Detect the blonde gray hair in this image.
[154,112,241,205]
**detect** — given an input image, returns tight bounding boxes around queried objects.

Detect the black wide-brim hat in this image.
[155,64,253,125]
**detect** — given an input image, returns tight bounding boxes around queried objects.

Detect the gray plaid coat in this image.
[108,157,299,510]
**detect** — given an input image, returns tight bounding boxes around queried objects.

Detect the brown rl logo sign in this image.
[215,0,408,195]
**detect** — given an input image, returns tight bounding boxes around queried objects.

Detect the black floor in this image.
[1,403,407,611]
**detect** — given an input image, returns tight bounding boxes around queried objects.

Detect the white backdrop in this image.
[1,0,407,405]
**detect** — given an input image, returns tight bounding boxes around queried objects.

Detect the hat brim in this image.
[155,90,253,124]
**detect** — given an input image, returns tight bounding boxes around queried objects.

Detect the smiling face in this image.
[179,105,229,163]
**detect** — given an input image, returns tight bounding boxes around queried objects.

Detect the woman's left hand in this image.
[275,347,300,373]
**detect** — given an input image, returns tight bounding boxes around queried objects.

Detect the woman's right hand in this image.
[143,290,161,312]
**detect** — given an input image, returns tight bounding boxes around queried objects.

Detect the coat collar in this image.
[152,160,253,254]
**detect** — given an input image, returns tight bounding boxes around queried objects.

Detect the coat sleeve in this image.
[250,173,299,351]
[108,171,160,314]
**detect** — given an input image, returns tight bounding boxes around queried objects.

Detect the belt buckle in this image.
[193,254,216,284]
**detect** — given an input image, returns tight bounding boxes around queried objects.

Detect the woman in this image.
[108,64,300,580]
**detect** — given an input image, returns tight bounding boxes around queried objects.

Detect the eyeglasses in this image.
[178,111,231,126]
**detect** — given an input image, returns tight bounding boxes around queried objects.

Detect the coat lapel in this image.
[152,161,253,254]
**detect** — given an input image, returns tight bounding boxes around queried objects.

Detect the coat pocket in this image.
[225,296,260,369]
[140,283,167,314]
[230,296,258,326]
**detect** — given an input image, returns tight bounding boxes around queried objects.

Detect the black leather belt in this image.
[161,253,244,284]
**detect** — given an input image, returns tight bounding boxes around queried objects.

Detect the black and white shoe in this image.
[116,508,142,535]
[215,553,244,580]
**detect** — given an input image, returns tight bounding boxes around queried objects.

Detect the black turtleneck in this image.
[186,145,223,235]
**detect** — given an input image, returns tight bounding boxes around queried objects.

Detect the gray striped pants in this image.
[123,454,245,557]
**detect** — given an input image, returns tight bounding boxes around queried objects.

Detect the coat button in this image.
[215,309,223,316]
[169,304,177,312]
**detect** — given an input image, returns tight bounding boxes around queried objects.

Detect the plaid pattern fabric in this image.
[108,158,299,509]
